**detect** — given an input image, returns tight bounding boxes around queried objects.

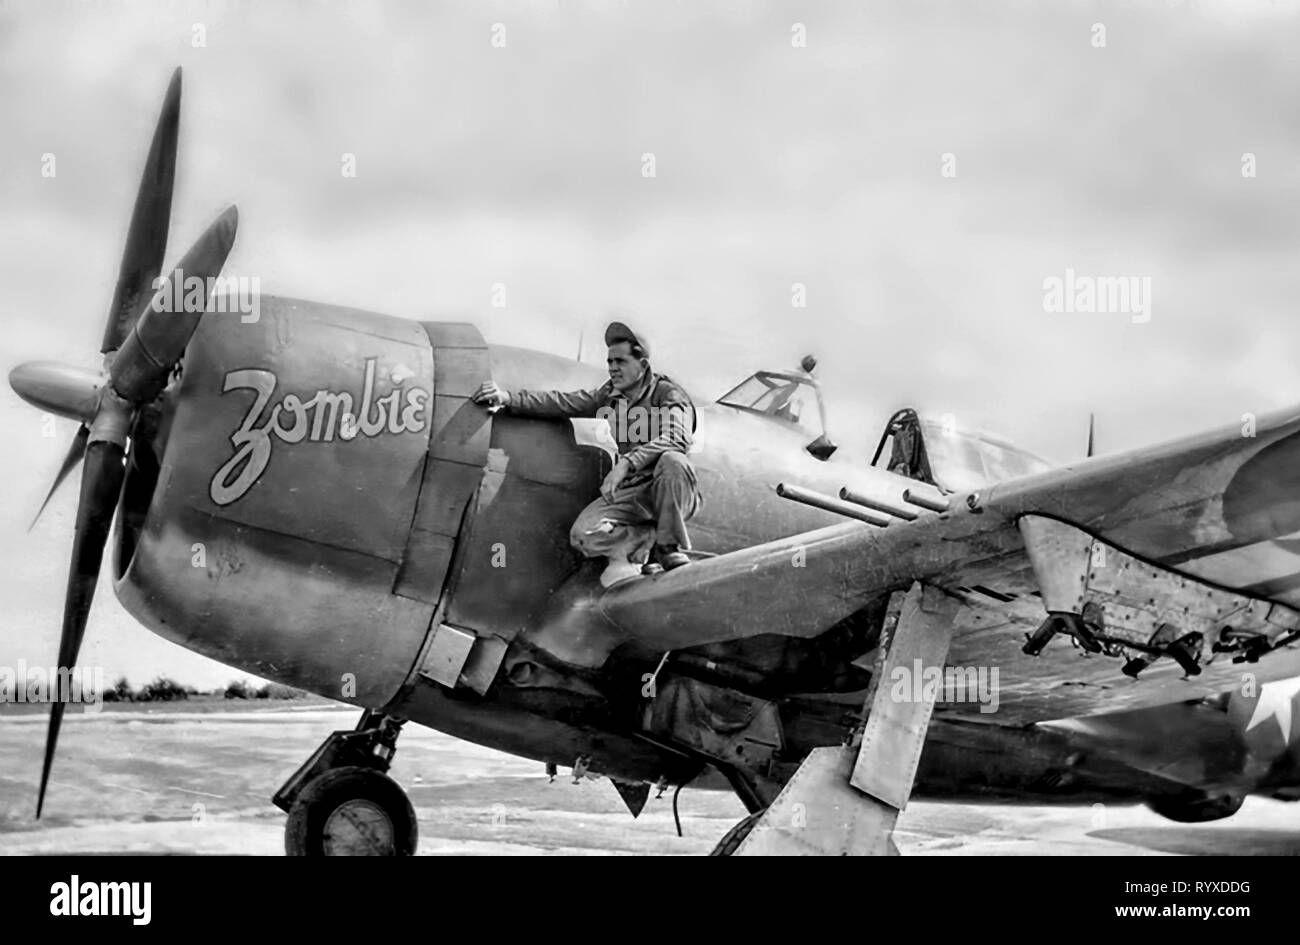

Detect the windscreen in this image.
[718,372,823,438]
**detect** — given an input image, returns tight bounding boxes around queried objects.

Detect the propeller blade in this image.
[110,205,238,404]
[101,68,182,355]
[36,438,127,818]
[28,425,90,531]
[1086,413,1095,459]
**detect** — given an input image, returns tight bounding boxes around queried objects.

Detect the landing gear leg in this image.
[729,581,957,856]
[276,710,418,856]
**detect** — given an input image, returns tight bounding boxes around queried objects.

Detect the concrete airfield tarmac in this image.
[1,702,1298,856]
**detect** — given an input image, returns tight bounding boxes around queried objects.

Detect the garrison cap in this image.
[605,321,649,357]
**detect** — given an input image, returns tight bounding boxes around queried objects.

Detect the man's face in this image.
[607,341,646,393]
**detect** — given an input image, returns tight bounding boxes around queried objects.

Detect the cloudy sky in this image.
[3,0,1300,688]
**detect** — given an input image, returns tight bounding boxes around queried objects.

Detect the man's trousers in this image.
[569,451,701,562]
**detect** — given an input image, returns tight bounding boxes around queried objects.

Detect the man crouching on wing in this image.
[472,321,701,587]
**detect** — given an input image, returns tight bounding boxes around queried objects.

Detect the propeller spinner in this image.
[8,67,239,816]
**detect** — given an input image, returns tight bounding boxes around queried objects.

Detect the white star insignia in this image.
[1246,676,1300,744]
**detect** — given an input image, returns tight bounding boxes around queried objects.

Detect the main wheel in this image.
[1146,792,1244,824]
[285,766,418,856]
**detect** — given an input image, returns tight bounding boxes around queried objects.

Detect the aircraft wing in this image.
[588,404,1300,725]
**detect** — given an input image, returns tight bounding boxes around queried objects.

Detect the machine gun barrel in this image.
[776,483,891,527]
[838,487,918,521]
[903,487,950,512]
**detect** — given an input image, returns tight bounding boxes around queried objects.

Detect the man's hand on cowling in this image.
[601,458,631,503]
[472,381,510,409]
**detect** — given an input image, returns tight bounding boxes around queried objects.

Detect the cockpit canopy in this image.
[871,408,1053,493]
[717,356,837,459]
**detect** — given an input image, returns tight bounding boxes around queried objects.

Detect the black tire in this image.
[284,766,418,856]
[1146,792,1245,824]
[708,810,764,856]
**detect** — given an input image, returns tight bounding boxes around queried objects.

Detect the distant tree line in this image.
[223,679,304,700]
[100,676,307,702]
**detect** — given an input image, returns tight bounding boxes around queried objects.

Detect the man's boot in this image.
[643,543,691,574]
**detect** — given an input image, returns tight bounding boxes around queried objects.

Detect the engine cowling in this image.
[114,297,488,706]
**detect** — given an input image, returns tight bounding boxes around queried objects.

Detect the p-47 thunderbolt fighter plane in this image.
[12,71,1300,855]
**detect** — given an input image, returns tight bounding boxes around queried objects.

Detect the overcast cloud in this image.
[3,0,1300,687]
